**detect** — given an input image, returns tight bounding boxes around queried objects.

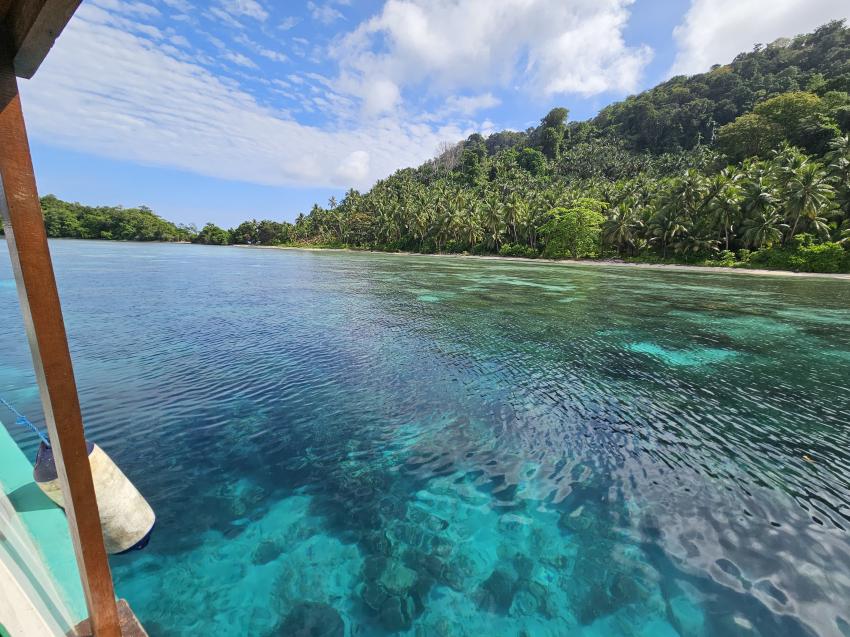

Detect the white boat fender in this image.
[33,441,156,555]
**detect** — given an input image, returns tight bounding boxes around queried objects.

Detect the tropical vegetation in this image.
[26,195,194,242]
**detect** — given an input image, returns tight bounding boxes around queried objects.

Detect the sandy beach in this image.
[234,244,850,281]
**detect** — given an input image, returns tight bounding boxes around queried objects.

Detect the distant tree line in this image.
[25,195,195,242]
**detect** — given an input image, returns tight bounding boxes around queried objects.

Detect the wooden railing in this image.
[0,2,128,635]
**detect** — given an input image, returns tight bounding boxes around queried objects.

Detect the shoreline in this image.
[234,244,850,281]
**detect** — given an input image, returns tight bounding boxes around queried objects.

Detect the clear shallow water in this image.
[2,240,850,637]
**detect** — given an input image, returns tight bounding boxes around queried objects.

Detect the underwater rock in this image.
[380,559,418,595]
[438,559,466,591]
[420,553,445,579]
[510,589,540,616]
[361,581,387,613]
[361,529,394,556]
[539,551,571,570]
[476,568,517,614]
[668,595,706,637]
[251,539,282,566]
[420,617,455,637]
[390,522,430,549]
[576,582,613,625]
[436,550,482,591]
[407,506,449,532]
[223,480,266,519]
[558,506,595,534]
[379,594,415,632]
[526,580,555,619]
[410,574,434,616]
[513,553,534,580]
[277,602,344,637]
[498,513,533,534]
[363,555,388,581]
[430,535,453,558]
[574,569,652,625]
[609,572,649,607]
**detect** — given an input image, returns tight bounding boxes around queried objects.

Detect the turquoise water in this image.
[2,240,850,637]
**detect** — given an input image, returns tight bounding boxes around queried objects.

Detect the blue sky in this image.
[19,0,850,228]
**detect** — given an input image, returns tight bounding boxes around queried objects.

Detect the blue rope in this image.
[0,397,51,447]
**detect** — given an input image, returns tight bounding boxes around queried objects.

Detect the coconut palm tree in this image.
[503,193,525,244]
[456,200,483,250]
[603,201,640,256]
[781,161,836,242]
[673,234,719,257]
[481,194,505,252]
[707,170,743,251]
[742,211,788,248]
[827,134,850,232]
[649,208,689,259]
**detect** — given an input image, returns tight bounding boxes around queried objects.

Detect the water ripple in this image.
[1,241,849,636]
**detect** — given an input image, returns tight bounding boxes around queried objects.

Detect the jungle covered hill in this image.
[19,20,850,273]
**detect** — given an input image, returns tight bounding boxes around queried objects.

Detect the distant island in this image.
[6,21,848,274]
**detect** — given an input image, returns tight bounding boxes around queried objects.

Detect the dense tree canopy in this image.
[594,20,850,153]
[37,195,194,242]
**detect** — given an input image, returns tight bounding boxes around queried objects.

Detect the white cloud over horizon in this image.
[333,0,652,115]
[20,0,658,193]
[20,3,467,191]
[671,0,850,76]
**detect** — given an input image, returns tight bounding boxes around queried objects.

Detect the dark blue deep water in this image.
[2,240,850,637]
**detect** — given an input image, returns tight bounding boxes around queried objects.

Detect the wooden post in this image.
[0,27,122,637]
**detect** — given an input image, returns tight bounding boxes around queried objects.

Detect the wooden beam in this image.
[73,600,149,637]
[0,26,121,637]
[0,1,12,23]
[3,0,80,78]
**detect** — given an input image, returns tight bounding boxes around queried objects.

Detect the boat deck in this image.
[0,423,86,636]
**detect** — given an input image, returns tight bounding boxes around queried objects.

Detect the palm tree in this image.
[673,234,718,257]
[481,194,504,252]
[677,169,708,224]
[707,170,743,251]
[827,135,850,233]
[742,211,788,249]
[456,201,483,250]
[503,193,524,244]
[838,219,850,245]
[781,162,836,242]
[603,202,639,256]
[649,208,689,259]
[827,134,850,183]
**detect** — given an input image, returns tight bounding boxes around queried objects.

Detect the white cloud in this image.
[222,51,257,68]
[219,0,267,21]
[443,93,500,116]
[91,0,160,17]
[21,0,658,200]
[671,0,850,76]
[258,49,287,63]
[235,33,288,63]
[332,0,651,115]
[336,150,371,182]
[207,7,244,29]
[363,78,401,115]
[278,16,299,31]
[21,3,466,191]
[308,1,344,25]
[162,0,192,11]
